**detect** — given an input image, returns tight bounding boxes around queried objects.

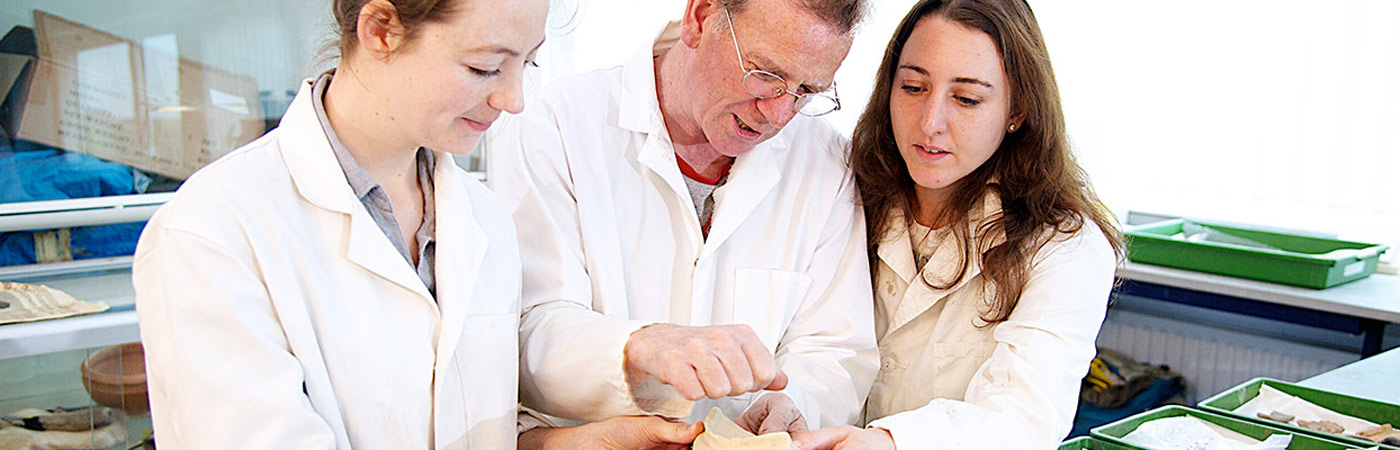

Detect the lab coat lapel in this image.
[701,139,782,262]
[876,212,919,284]
[625,47,706,252]
[279,79,435,305]
[430,154,488,376]
[883,192,1006,334]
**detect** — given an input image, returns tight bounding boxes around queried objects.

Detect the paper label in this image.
[1343,261,1365,277]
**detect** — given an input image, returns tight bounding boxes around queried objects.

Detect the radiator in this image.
[1095,302,1360,403]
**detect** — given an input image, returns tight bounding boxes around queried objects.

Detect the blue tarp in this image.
[0,146,150,265]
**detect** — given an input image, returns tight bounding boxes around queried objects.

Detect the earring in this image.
[1008,124,1018,133]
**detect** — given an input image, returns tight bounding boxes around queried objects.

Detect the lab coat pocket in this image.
[734,268,813,351]
[445,312,519,445]
[908,340,998,400]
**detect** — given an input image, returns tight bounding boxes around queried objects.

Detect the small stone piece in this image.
[1297,419,1345,434]
[1256,411,1295,423]
[1358,424,1400,444]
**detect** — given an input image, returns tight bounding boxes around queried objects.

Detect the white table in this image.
[1117,262,1400,356]
[1300,347,1400,404]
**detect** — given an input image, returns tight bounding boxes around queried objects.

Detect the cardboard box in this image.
[14,11,264,180]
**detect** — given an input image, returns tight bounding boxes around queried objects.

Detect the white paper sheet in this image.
[1122,416,1291,450]
[1235,385,1379,435]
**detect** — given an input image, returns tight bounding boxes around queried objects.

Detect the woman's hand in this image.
[518,415,703,450]
[792,425,896,450]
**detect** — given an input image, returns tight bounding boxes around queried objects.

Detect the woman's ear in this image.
[680,0,723,49]
[356,0,408,60]
[1008,110,1026,133]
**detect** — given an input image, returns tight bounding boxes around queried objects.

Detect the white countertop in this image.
[1300,347,1400,405]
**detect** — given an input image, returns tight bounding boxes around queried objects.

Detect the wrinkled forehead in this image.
[725,3,853,89]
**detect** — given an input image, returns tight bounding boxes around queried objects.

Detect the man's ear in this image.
[680,0,723,49]
[356,0,408,60]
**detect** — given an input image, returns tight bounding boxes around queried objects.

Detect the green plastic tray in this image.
[1091,405,1363,449]
[1059,436,1138,450]
[1125,219,1389,289]
[1199,377,1400,449]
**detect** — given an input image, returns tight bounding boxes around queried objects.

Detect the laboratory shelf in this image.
[0,259,139,361]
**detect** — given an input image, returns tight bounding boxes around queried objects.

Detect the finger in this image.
[764,369,789,391]
[758,408,806,434]
[737,331,780,389]
[695,356,733,399]
[714,339,757,395]
[648,419,704,444]
[665,364,707,401]
[791,427,850,450]
[788,413,809,433]
[736,400,767,434]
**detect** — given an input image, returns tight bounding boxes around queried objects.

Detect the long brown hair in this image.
[850,0,1124,325]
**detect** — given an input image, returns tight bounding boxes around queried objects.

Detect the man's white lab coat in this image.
[134,80,521,449]
[492,48,878,427]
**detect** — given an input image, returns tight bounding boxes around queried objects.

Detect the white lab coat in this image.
[133,80,521,449]
[863,191,1116,449]
[491,47,878,427]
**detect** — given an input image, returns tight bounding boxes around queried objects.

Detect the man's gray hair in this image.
[720,0,868,34]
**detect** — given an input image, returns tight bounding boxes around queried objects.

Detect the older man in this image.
[495,0,876,435]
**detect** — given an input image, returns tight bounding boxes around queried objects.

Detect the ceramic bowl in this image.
[80,342,149,414]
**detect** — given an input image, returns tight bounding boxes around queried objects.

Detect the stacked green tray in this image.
[1125,219,1389,289]
[1091,405,1363,449]
[1199,377,1400,450]
[1059,436,1138,450]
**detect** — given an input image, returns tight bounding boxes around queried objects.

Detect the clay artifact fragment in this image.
[1256,411,1295,423]
[0,406,116,432]
[693,407,799,450]
[1297,419,1345,434]
[1357,424,1400,444]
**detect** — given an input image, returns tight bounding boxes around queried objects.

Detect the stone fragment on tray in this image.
[1297,419,1345,434]
[1256,411,1295,423]
[1358,424,1400,444]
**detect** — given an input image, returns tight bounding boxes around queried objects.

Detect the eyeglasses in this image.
[723,8,841,117]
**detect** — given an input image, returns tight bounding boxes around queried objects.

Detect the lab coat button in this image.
[880,357,896,372]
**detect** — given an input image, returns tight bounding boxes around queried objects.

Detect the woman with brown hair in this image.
[795,0,1123,448]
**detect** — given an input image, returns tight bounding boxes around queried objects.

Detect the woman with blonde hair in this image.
[797,0,1123,448]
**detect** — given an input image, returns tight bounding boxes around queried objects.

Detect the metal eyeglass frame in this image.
[722,7,841,117]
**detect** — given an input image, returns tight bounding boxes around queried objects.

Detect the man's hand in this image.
[624,323,788,400]
[791,425,896,450]
[518,415,703,450]
[738,392,807,434]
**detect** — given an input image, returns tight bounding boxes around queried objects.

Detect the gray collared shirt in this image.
[311,71,437,297]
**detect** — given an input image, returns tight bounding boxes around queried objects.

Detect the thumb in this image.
[791,428,843,450]
[649,420,704,444]
[764,369,789,391]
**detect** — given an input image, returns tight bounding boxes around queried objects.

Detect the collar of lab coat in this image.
[277,79,489,323]
[876,188,1008,332]
[618,45,790,259]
